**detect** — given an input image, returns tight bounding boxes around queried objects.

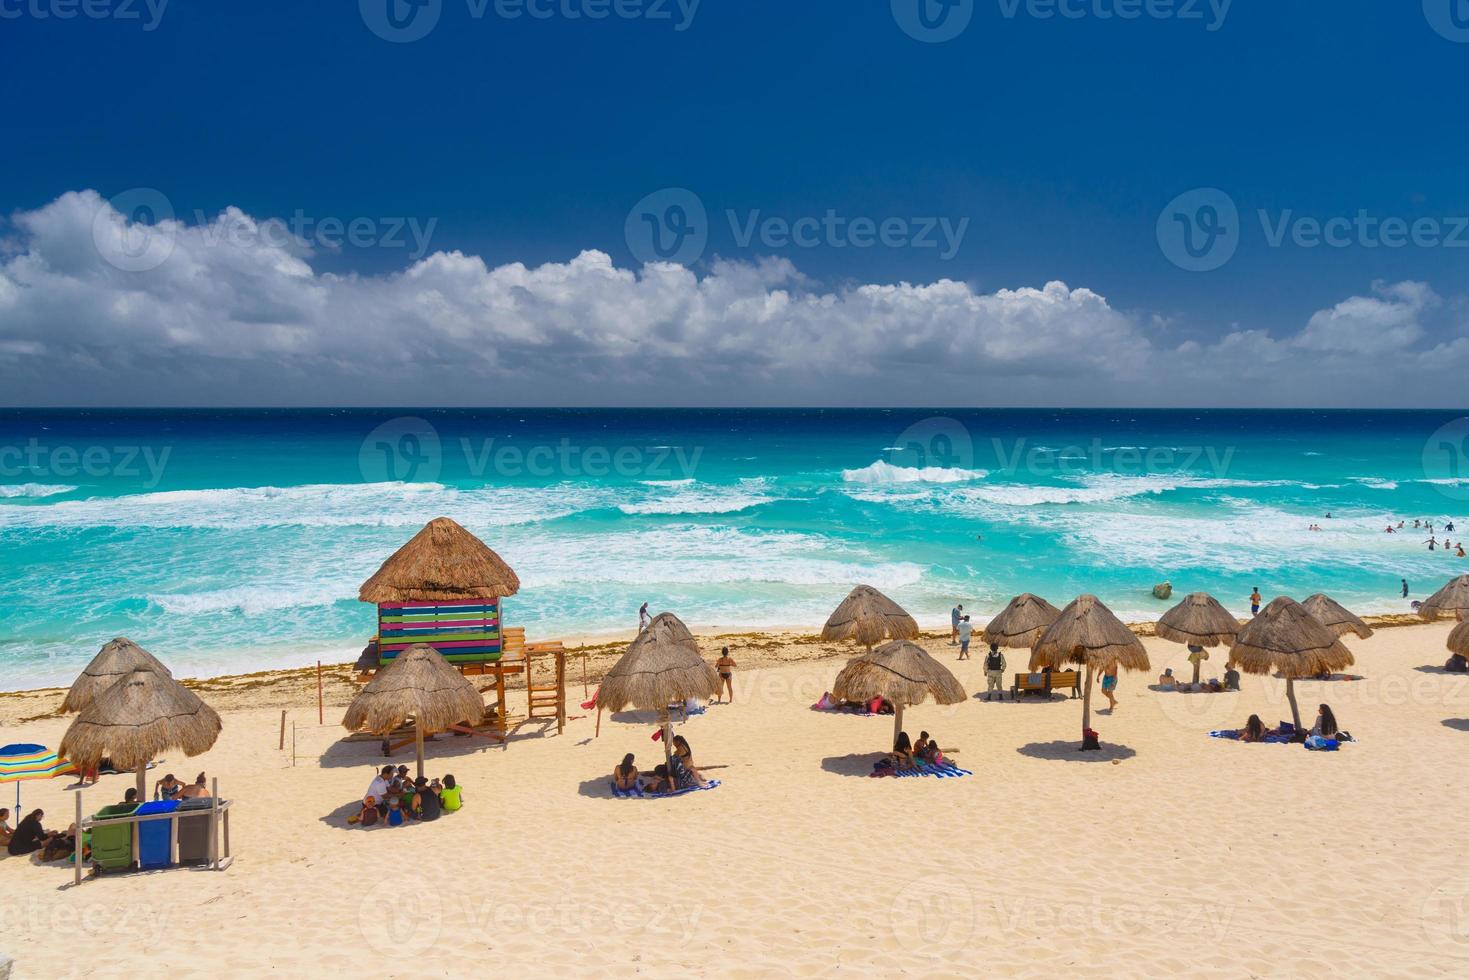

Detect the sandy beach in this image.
[3,617,1469,978]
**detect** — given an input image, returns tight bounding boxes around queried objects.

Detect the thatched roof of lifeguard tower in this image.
[821,585,920,648]
[1419,574,1469,622]
[831,640,967,709]
[598,613,719,713]
[983,593,1061,649]
[1229,597,1354,677]
[60,668,221,771]
[342,644,485,735]
[1302,593,1374,640]
[61,637,172,714]
[359,517,520,603]
[1156,593,1241,648]
[1031,595,1150,672]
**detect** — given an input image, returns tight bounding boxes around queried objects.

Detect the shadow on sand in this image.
[1016,740,1137,763]
[1441,718,1469,732]
[317,722,555,770]
[820,753,886,778]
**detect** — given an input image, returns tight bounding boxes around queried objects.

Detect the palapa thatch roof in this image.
[982,593,1061,648]
[1228,597,1354,677]
[820,585,920,648]
[598,613,719,712]
[1419,574,1469,622]
[342,644,485,735]
[1447,620,1469,657]
[831,640,967,708]
[60,637,172,714]
[1155,593,1241,647]
[1030,595,1150,672]
[359,517,520,603]
[59,668,221,771]
[1302,593,1374,640]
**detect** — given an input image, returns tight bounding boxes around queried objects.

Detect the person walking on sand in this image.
[714,646,737,704]
[950,603,963,645]
[983,643,1007,701]
[1249,588,1262,616]
[638,602,650,632]
[1100,664,1119,712]
[956,615,973,660]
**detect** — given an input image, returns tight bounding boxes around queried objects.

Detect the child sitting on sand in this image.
[357,796,380,827]
[0,807,12,846]
[386,797,405,827]
[440,775,463,812]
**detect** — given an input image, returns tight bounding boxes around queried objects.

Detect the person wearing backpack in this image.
[983,643,1007,701]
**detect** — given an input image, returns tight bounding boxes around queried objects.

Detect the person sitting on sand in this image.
[0,807,12,846]
[1445,653,1469,673]
[1223,663,1241,691]
[40,823,78,863]
[671,736,710,788]
[1311,704,1340,740]
[714,647,737,704]
[358,796,380,827]
[386,797,405,827]
[614,754,640,792]
[179,773,209,799]
[913,731,931,758]
[1158,668,1179,690]
[119,788,138,808]
[414,777,441,822]
[1240,715,1268,743]
[440,775,463,812]
[7,809,59,857]
[154,773,183,801]
[918,736,943,766]
[890,732,916,770]
[367,764,394,803]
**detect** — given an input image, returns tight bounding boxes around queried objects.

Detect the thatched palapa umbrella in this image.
[1156,593,1240,686]
[1229,597,1353,732]
[832,640,967,746]
[1418,574,1469,622]
[821,585,920,652]
[60,668,222,799]
[359,516,521,603]
[342,644,485,779]
[60,637,172,714]
[982,593,1061,649]
[1031,595,1150,746]
[1302,593,1374,640]
[598,613,719,774]
[1447,620,1469,667]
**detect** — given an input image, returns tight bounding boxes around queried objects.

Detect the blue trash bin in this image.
[134,800,180,869]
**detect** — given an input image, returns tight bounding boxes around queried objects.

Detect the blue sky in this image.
[2,1,1468,406]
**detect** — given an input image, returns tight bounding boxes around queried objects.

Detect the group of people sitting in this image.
[873,730,951,774]
[3,807,79,862]
[355,764,464,828]
[1233,704,1349,744]
[152,772,211,801]
[611,734,712,794]
[1157,659,1241,693]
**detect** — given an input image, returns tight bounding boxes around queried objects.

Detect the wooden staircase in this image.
[525,640,567,734]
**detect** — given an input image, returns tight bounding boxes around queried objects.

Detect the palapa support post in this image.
[415,723,426,780]
[135,762,146,803]
[892,702,904,748]
[1081,662,1095,743]
[1285,676,1302,732]
[74,786,83,886]
[279,709,286,750]
[659,706,674,774]
[317,661,324,725]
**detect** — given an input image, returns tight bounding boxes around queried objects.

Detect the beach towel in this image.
[610,779,721,799]
[581,690,598,711]
[1208,730,1293,744]
[876,760,972,779]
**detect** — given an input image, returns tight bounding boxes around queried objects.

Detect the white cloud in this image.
[0,190,1465,406]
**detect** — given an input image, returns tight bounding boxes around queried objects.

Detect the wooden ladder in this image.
[525,641,567,734]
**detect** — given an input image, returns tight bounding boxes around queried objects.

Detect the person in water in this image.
[1402,578,1410,598]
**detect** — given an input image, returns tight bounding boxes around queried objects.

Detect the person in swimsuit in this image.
[714,647,737,704]
[1240,714,1267,743]
[613,753,640,792]
[890,732,915,770]
[1158,667,1178,690]
[154,773,183,801]
[179,773,210,799]
[1249,588,1262,615]
[1100,664,1119,711]
[913,732,931,758]
[670,735,709,787]
[0,807,12,847]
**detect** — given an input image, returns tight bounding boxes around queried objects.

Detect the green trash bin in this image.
[90,804,138,872]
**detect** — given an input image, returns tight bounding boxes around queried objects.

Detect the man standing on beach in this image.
[1249,587,1261,616]
[951,603,963,645]
[639,602,650,632]
[957,615,973,660]
[984,643,1007,701]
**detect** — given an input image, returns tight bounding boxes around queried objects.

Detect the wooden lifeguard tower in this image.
[354,517,569,739]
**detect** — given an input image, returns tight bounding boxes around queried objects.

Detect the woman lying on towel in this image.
[643,764,676,795]
[1239,714,1268,743]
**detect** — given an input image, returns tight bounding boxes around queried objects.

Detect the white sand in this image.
[4,622,1469,977]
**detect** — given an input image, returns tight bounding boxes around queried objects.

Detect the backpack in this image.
[985,650,1004,672]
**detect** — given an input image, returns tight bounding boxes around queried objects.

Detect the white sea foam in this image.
[0,483,76,499]
[1351,477,1399,490]
[842,460,987,485]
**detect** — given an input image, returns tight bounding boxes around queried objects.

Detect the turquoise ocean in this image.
[3,408,1468,690]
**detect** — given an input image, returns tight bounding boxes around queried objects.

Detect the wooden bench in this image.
[1009,669,1082,700]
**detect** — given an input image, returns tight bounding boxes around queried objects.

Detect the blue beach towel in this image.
[610,779,721,799]
[881,760,973,779]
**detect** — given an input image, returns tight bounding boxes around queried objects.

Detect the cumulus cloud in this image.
[0,190,1464,406]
